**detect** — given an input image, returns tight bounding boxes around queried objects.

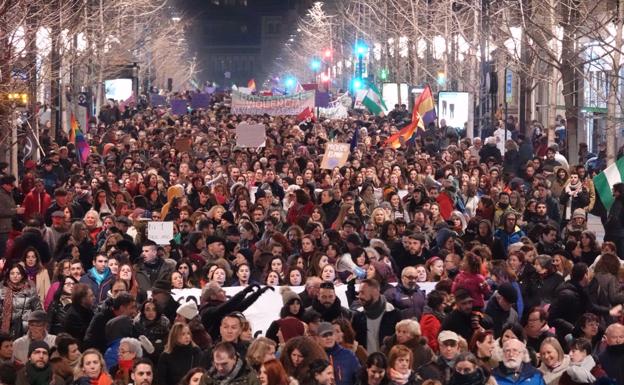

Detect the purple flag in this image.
[150,93,167,107]
[315,91,330,108]
[191,93,211,109]
[171,99,187,115]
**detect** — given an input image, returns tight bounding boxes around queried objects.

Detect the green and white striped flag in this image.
[362,83,388,116]
[593,156,624,211]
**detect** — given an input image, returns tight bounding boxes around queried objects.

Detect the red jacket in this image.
[23,189,52,220]
[436,192,454,220]
[286,202,314,225]
[452,271,491,308]
[420,312,442,353]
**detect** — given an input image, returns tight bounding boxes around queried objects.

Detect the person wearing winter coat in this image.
[79,254,113,305]
[384,267,426,320]
[22,180,52,221]
[448,352,496,385]
[386,345,423,385]
[537,337,569,385]
[0,175,25,258]
[157,323,204,385]
[133,298,170,364]
[494,211,525,258]
[202,341,259,385]
[603,182,624,259]
[380,320,433,371]
[0,263,43,339]
[318,322,361,385]
[452,253,491,310]
[484,283,519,339]
[46,275,77,335]
[598,323,624,385]
[559,171,590,227]
[559,338,610,385]
[351,279,401,353]
[586,253,624,324]
[492,339,546,385]
[420,290,447,353]
[62,283,94,348]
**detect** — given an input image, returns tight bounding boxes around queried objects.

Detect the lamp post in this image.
[355,41,368,80]
[310,58,321,84]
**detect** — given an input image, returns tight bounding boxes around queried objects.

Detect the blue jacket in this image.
[79,268,113,305]
[494,226,525,256]
[326,343,360,385]
[104,338,122,370]
[492,363,546,385]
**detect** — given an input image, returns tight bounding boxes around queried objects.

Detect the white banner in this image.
[169,282,437,336]
[231,91,315,116]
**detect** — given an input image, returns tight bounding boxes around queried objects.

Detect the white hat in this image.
[438,330,460,343]
[176,301,198,320]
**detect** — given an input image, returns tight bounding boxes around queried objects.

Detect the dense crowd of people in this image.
[0,93,623,385]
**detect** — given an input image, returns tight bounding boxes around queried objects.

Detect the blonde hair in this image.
[164,323,197,353]
[74,349,108,380]
[396,319,421,337]
[246,337,277,369]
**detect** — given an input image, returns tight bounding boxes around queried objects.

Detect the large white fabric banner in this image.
[231,91,315,116]
[169,282,437,336]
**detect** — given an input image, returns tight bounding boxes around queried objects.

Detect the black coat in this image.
[156,344,203,385]
[84,304,115,352]
[7,228,52,265]
[63,303,94,349]
[47,299,71,335]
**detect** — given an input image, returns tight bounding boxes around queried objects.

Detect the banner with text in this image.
[231,91,315,116]
[320,143,350,169]
[168,282,436,335]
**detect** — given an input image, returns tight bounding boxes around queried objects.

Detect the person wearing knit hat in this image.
[484,282,520,338]
[15,340,64,385]
[265,287,305,343]
[176,301,199,321]
[276,317,306,343]
[280,287,301,306]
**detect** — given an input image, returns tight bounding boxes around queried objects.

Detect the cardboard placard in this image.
[236,123,266,148]
[320,143,350,169]
[174,137,192,152]
[147,221,174,245]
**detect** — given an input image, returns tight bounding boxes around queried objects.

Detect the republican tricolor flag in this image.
[384,85,435,149]
[69,112,90,164]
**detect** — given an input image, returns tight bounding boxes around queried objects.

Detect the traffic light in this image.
[284,77,297,88]
[310,58,322,71]
[324,49,332,59]
[354,42,368,57]
[437,71,446,85]
[379,68,388,81]
[351,78,363,91]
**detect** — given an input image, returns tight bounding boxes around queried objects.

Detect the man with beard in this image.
[526,202,559,240]
[351,279,400,353]
[494,192,512,228]
[305,281,352,323]
[202,342,256,385]
[385,266,426,320]
[391,233,430,273]
[493,212,525,258]
[135,241,176,292]
[492,339,545,385]
[598,323,624,384]
[15,341,64,385]
[42,211,69,256]
[441,289,488,342]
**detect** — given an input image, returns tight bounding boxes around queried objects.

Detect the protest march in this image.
[0,84,624,385]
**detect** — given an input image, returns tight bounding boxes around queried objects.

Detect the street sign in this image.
[506,71,513,103]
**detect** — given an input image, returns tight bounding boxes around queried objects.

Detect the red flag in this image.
[297,107,315,123]
[247,79,256,91]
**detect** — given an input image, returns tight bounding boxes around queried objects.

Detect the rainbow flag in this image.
[70,112,90,164]
[247,79,256,91]
[384,85,436,148]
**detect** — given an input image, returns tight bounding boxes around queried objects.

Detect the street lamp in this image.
[310,58,321,83]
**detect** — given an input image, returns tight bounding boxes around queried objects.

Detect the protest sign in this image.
[167,282,436,335]
[236,123,266,148]
[174,137,192,152]
[147,221,174,245]
[149,93,167,107]
[231,91,315,116]
[320,143,350,169]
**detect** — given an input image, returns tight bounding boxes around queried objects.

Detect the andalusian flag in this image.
[593,156,624,211]
[69,112,90,164]
[362,83,387,116]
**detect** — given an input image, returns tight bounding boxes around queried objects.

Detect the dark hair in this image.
[71,283,91,305]
[56,334,78,357]
[332,318,357,344]
[132,357,154,373]
[469,330,494,354]
[112,292,135,310]
[319,281,335,290]
[360,278,380,290]
[426,290,446,309]
[140,298,163,320]
[594,253,621,276]
[570,263,588,282]
[3,262,27,284]
[569,338,592,355]
[309,359,331,376]
[499,322,526,346]
[53,275,79,303]
[0,333,12,346]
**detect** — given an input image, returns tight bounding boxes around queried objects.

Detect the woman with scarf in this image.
[387,345,422,385]
[21,247,51,303]
[0,262,42,338]
[47,275,78,334]
[469,330,497,372]
[133,298,170,364]
[73,349,113,385]
[559,171,590,228]
[537,337,570,385]
[558,338,609,385]
[448,352,494,385]
[109,337,143,385]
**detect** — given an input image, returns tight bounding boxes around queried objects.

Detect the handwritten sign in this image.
[147,221,174,245]
[236,123,266,148]
[320,143,350,169]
